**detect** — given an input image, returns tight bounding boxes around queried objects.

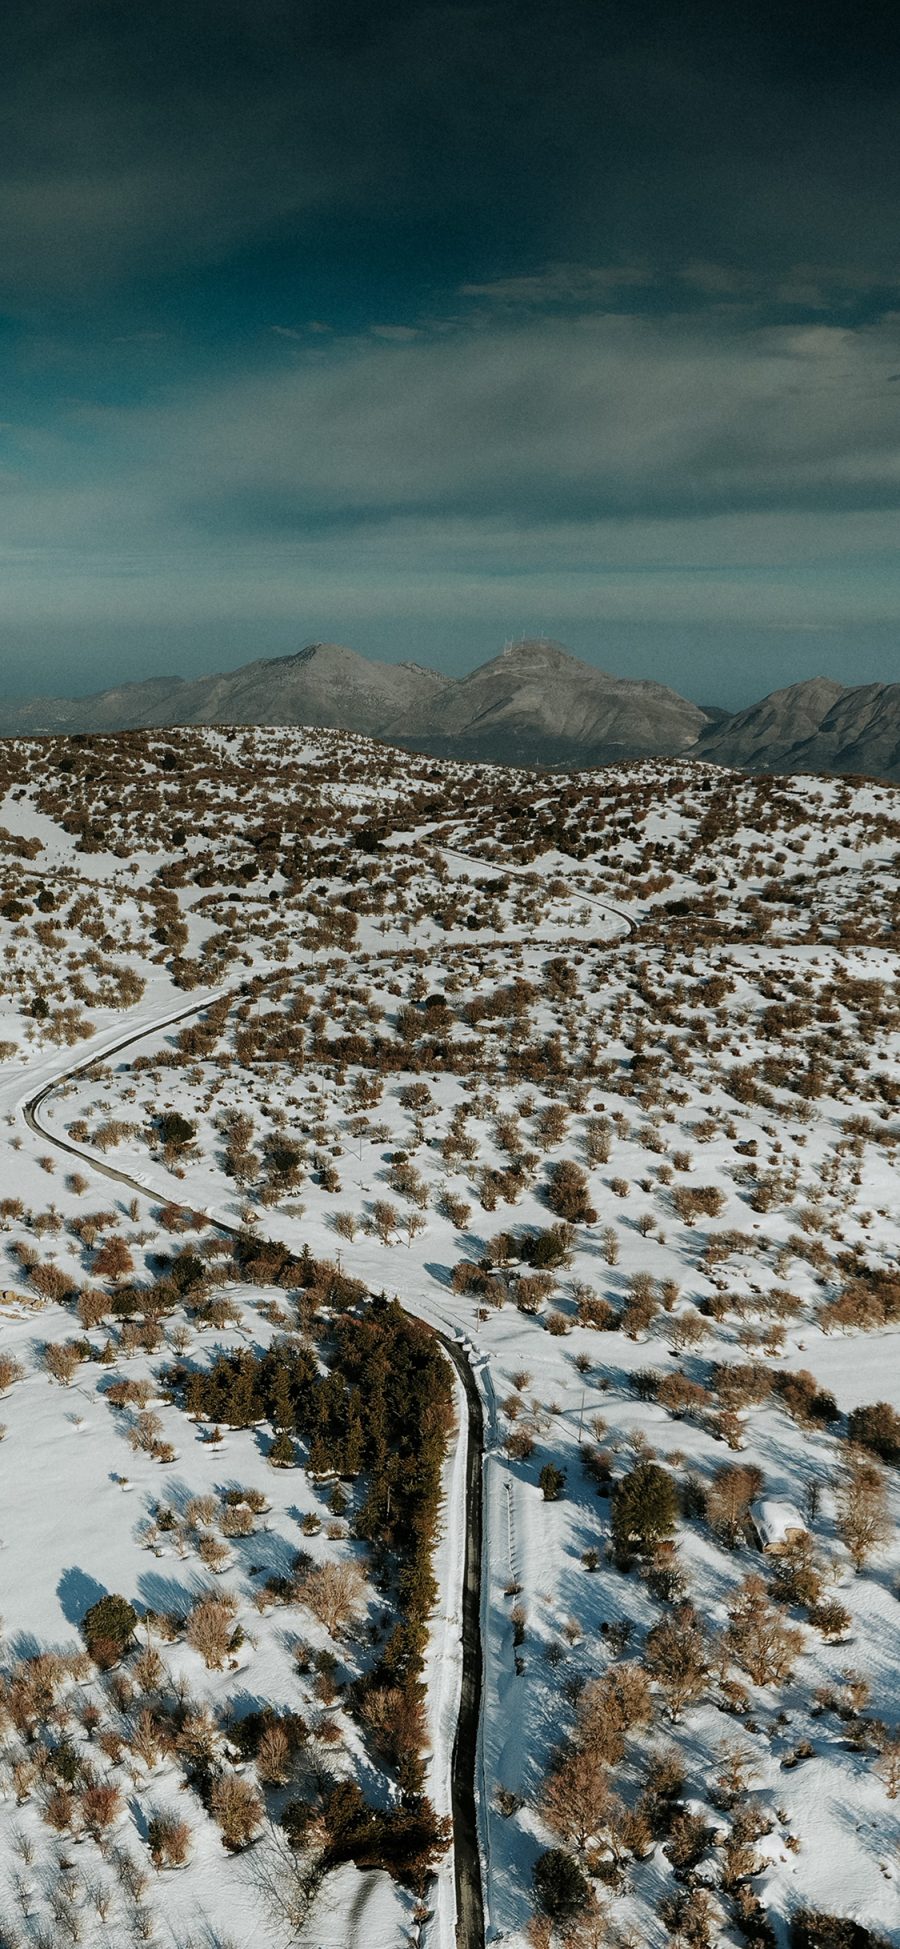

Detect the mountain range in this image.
[1,638,899,779]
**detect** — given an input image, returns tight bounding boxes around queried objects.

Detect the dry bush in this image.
[836,1458,891,1569]
[584,1118,612,1165]
[130,1707,166,1768]
[256,1722,292,1784]
[186,1593,239,1669]
[210,1771,264,1850]
[668,1308,706,1353]
[221,1503,255,1538]
[706,1464,763,1547]
[710,1361,773,1411]
[132,1645,166,1693]
[106,1377,155,1410]
[31,1263,76,1303]
[43,1783,77,1831]
[577,1663,652,1763]
[546,1160,597,1224]
[875,1731,900,1800]
[645,1606,709,1718]
[128,1408,163,1452]
[656,1374,708,1421]
[725,1574,805,1684]
[370,1199,399,1244]
[185,1494,218,1528]
[299,1559,366,1638]
[599,1226,619,1265]
[0,1353,25,1391]
[671,1185,726,1225]
[78,1286,109,1328]
[42,1340,82,1385]
[147,1809,192,1868]
[846,1400,900,1464]
[93,1235,135,1281]
[439,1190,471,1229]
[541,1742,616,1851]
[80,1781,122,1835]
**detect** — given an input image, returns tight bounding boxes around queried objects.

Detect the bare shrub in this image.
[210,1771,264,1850]
[186,1593,239,1669]
[42,1340,82,1385]
[299,1560,366,1638]
[257,1722,292,1785]
[0,1353,25,1392]
[80,1781,122,1836]
[725,1574,805,1684]
[541,1743,615,1851]
[706,1464,764,1548]
[147,1809,192,1868]
[836,1458,891,1569]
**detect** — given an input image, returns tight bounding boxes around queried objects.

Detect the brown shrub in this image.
[80,1781,122,1835]
[148,1809,192,1868]
[186,1593,238,1669]
[0,1353,25,1391]
[210,1772,264,1850]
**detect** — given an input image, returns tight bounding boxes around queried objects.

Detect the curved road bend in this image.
[438,843,636,940]
[20,996,487,1949]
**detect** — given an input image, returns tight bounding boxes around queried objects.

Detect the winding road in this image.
[18,986,487,1948]
[13,849,631,1944]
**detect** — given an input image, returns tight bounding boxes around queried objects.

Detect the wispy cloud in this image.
[2,312,900,648]
[460,264,656,306]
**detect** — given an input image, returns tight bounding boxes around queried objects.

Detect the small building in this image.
[752,1499,808,1554]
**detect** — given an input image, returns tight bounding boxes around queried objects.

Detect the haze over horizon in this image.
[1,2,899,709]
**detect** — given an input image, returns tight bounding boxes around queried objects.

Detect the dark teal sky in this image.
[1,1,899,705]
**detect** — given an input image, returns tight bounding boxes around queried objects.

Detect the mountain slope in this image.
[391,638,708,765]
[0,638,710,765]
[693,676,900,782]
[0,644,450,739]
[3,638,899,778]
[786,682,900,781]
[691,677,846,769]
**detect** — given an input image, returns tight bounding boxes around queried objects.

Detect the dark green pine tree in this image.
[267,1362,296,1435]
[342,1405,365,1478]
[225,1352,263,1428]
[269,1429,297,1468]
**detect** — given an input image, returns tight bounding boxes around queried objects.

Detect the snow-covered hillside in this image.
[0,726,898,1949]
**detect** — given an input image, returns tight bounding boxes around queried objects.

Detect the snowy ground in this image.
[1,727,899,1948]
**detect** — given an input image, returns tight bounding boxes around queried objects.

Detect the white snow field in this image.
[0,726,899,1949]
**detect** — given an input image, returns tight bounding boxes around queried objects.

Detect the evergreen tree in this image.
[269,1429,296,1468]
[533,1848,589,1922]
[612,1461,678,1555]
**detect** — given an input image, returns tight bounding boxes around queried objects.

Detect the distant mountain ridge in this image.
[691,676,900,780]
[0,639,897,779]
[0,639,709,765]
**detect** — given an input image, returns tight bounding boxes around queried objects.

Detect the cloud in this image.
[122,312,900,529]
[1,2,900,314]
[370,324,421,341]
[2,309,900,657]
[460,264,656,306]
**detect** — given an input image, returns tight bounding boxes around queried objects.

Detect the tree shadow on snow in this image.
[57,1565,107,1628]
[137,1568,198,1616]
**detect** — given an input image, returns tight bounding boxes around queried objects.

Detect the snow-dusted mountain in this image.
[0,637,711,765]
[2,638,899,777]
[695,676,900,781]
[393,637,709,764]
[0,642,451,740]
